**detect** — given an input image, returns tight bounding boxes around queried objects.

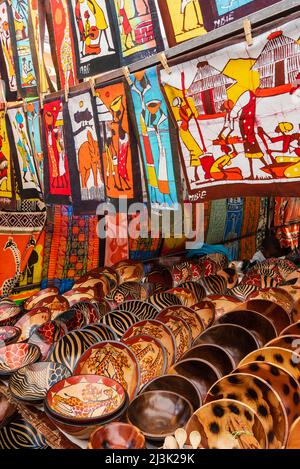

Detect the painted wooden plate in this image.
[45,374,127,421]
[0,303,22,327]
[72,301,100,324]
[122,334,167,388]
[74,341,140,400]
[113,300,159,321]
[181,343,235,376]
[266,335,300,351]
[122,319,176,369]
[0,343,41,377]
[166,287,197,308]
[156,315,192,361]
[34,295,70,319]
[0,414,48,449]
[15,307,51,342]
[157,305,204,341]
[205,373,288,449]
[112,260,144,283]
[185,399,267,449]
[0,326,21,347]
[54,309,87,332]
[234,361,300,429]
[190,300,216,328]
[82,323,117,342]
[28,320,67,360]
[206,294,242,320]
[239,347,300,383]
[101,311,138,338]
[180,281,206,302]
[147,292,182,311]
[105,282,147,308]
[48,329,100,372]
[62,289,94,306]
[9,361,71,403]
[23,287,59,311]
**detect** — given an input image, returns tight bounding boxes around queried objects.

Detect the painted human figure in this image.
[181,0,202,32]
[13,111,36,183]
[0,135,8,189]
[21,57,35,86]
[87,0,114,52]
[118,0,136,50]
[110,95,130,191]
[131,70,159,203]
[229,90,268,179]
[0,19,15,88]
[210,143,242,180]
[44,108,68,189]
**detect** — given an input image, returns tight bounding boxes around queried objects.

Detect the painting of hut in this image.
[252,30,300,89]
[187,61,236,115]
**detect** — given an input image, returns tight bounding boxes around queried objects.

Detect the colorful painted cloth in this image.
[25,100,44,190]
[112,0,164,65]
[7,107,42,200]
[8,0,38,97]
[158,0,206,47]
[16,228,45,290]
[0,209,46,297]
[161,19,300,201]
[49,0,78,89]
[95,79,142,205]
[42,98,71,204]
[239,197,261,259]
[64,90,105,214]
[104,213,129,267]
[0,111,14,208]
[0,1,17,101]
[29,0,48,94]
[275,197,300,249]
[42,205,99,291]
[129,66,180,210]
[201,0,282,31]
[67,0,120,79]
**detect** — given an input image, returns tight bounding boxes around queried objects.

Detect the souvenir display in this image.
[0,1,17,101]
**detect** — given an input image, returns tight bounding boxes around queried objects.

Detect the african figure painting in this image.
[112,0,164,65]
[7,0,38,97]
[67,0,120,78]
[0,111,13,208]
[129,67,179,210]
[28,0,48,94]
[7,106,41,200]
[200,0,282,31]
[0,2,17,101]
[95,79,142,206]
[26,101,43,190]
[42,98,71,205]
[161,19,300,202]
[157,0,207,47]
[64,90,105,215]
[49,0,78,89]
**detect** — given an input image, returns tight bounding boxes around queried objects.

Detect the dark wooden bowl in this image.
[88,422,145,449]
[181,343,235,376]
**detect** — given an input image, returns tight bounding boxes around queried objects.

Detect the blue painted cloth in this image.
[187,243,232,261]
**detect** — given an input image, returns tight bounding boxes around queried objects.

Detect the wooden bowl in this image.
[0,413,48,448]
[206,294,241,320]
[157,305,204,341]
[0,303,22,327]
[140,374,201,411]
[88,422,145,449]
[101,311,138,338]
[181,344,235,376]
[190,301,215,328]
[185,398,267,449]
[113,300,158,321]
[147,292,182,311]
[281,322,300,336]
[266,335,300,351]
[241,299,291,335]
[0,326,21,347]
[286,416,300,448]
[23,287,59,311]
[0,343,41,378]
[127,390,193,441]
[194,324,258,366]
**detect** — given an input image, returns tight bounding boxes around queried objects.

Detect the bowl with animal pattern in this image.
[127,390,193,441]
[62,288,94,306]
[71,301,100,324]
[185,399,267,449]
[28,320,67,360]
[190,300,216,328]
[157,315,192,361]
[166,287,198,308]
[205,294,242,320]
[72,274,111,300]
[23,287,59,311]
[0,413,49,449]
[100,310,138,338]
[34,295,70,320]
[9,361,72,404]
[15,307,51,342]
[0,343,41,377]
[0,303,22,327]
[0,326,21,347]
[147,292,182,311]
[113,300,159,321]
[54,309,87,332]
[112,260,144,284]
[157,305,204,342]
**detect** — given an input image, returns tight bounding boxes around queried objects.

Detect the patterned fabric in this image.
[42,205,99,292]
[25,100,43,190]
[129,66,180,210]
[223,197,243,260]
[64,90,105,214]
[8,0,38,97]
[161,19,300,201]
[67,0,120,79]
[17,228,45,290]
[0,1,17,101]
[201,0,282,31]
[158,0,206,47]
[0,111,14,208]
[95,79,142,205]
[49,0,78,89]
[104,213,129,267]
[240,197,261,259]
[206,199,227,245]
[0,209,46,297]
[7,107,42,200]
[42,98,71,204]
[129,211,162,260]
[112,0,164,65]
[29,0,48,93]
[274,197,300,249]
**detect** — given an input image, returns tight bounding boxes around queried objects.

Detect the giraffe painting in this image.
[2,237,21,296]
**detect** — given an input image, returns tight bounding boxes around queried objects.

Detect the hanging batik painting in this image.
[201,0,283,31]
[157,0,206,47]
[42,205,99,292]
[67,0,120,78]
[25,100,43,190]
[16,228,45,290]
[7,106,41,199]
[161,19,300,201]
[129,66,180,210]
[112,0,164,65]
[28,0,48,94]
[274,197,300,249]
[95,79,142,206]
[42,98,71,204]
[7,0,39,97]
[0,209,46,297]
[64,90,105,214]
[0,110,14,208]
[103,212,129,267]
[49,0,78,89]
[0,1,17,101]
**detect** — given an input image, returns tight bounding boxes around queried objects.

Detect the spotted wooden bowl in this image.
[0,343,41,377]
